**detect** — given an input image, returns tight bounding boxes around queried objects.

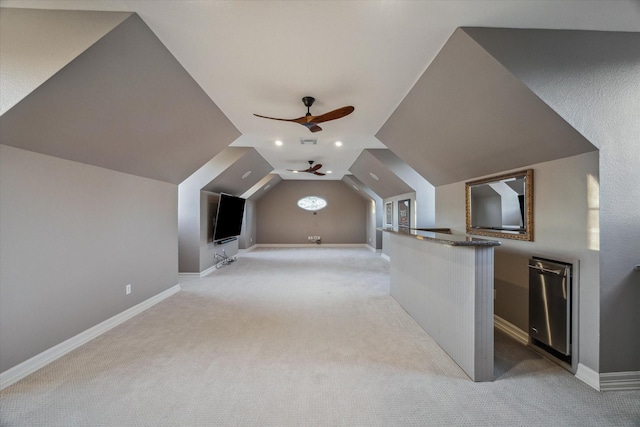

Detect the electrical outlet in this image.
[126,284,132,295]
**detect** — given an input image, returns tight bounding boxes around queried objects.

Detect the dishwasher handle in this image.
[528,264,565,276]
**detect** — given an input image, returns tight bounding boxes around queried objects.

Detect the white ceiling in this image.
[2,0,638,181]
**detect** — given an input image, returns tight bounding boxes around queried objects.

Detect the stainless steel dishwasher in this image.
[528,257,572,356]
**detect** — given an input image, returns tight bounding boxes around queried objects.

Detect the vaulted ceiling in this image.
[1,1,638,195]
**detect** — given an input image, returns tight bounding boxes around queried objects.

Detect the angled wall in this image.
[366,149,435,227]
[0,8,130,114]
[376,28,596,187]
[350,150,414,198]
[464,28,640,376]
[0,12,240,184]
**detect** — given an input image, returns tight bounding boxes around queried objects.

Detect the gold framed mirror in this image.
[465,169,533,241]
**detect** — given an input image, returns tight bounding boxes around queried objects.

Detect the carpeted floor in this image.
[1,248,639,426]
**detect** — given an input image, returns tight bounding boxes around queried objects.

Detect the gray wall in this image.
[256,181,367,244]
[364,198,381,250]
[464,28,640,374]
[0,145,178,372]
[239,199,257,250]
[435,151,599,369]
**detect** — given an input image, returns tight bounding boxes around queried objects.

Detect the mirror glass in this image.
[466,169,533,241]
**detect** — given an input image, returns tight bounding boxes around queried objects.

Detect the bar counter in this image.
[381,227,500,382]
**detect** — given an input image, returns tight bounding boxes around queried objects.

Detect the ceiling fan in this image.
[254,96,354,133]
[288,160,326,176]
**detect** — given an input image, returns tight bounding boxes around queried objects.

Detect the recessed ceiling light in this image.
[335,141,343,147]
[275,140,283,146]
[326,170,333,174]
[242,170,252,179]
[369,172,379,181]
[264,184,271,190]
[293,170,298,173]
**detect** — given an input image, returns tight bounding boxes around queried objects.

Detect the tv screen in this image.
[213,193,246,242]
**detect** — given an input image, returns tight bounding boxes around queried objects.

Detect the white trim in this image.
[239,244,257,253]
[199,265,217,277]
[600,371,640,391]
[381,253,390,262]
[0,284,181,391]
[178,272,199,279]
[256,243,369,248]
[576,363,601,391]
[494,315,528,345]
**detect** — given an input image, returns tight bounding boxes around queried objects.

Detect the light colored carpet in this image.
[1,247,638,426]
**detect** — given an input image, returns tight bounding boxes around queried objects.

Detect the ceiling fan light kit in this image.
[254,96,354,133]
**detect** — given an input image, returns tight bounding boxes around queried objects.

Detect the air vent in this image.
[300,137,317,145]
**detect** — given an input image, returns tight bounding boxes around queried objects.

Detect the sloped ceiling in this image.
[244,174,283,202]
[202,148,273,196]
[461,27,640,150]
[349,150,414,198]
[376,27,597,187]
[0,12,240,184]
[341,175,381,204]
[0,8,130,115]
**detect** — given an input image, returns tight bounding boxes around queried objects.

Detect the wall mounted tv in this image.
[213,193,246,243]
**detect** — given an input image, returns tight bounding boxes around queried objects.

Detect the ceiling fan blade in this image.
[309,163,322,171]
[313,171,326,176]
[253,113,307,124]
[311,106,354,124]
[309,124,322,133]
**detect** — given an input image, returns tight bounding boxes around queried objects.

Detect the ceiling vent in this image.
[300,137,317,145]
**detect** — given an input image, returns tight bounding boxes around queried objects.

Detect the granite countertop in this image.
[379,227,501,247]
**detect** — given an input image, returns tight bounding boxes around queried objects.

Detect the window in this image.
[297,196,327,211]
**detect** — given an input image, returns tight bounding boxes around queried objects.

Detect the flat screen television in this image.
[213,193,246,243]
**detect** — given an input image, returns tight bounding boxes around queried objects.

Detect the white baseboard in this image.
[600,370,640,391]
[492,319,640,391]
[199,265,217,277]
[256,243,369,248]
[239,244,257,253]
[178,272,199,279]
[381,253,390,262]
[494,315,528,345]
[0,284,181,391]
[575,363,640,391]
[576,363,601,391]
